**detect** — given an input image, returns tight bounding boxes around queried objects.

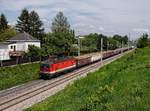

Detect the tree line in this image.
[80,33,129,53]
[0,9,135,57]
[137,33,150,48]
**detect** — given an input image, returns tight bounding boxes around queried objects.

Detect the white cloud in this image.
[0,0,54,11]
[99,27,104,31]
[133,28,149,33]
[8,21,16,26]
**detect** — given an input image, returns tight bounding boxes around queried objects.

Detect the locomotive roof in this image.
[41,56,74,65]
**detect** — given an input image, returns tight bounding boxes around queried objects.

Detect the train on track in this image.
[40,48,131,78]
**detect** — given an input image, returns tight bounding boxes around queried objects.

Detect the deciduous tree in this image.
[50,12,75,55]
[137,33,149,48]
[51,11,70,33]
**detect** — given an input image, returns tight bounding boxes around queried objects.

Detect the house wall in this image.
[16,42,25,51]
[8,42,40,52]
[0,47,10,60]
[24,42,41,52]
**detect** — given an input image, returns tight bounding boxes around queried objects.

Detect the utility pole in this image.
[0,60,2,67]
[128,33,130,50]
[101,38,103,64]
[117,41,119,49]
[121,41,123,54]
[77,36,80,56]
[107,41,109,51]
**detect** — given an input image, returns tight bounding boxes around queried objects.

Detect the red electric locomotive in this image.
[40,57,76,78]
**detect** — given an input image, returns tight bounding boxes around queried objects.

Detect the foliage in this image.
[43,12,75,55]
[25,48,150,111]
[52,31,75,53]
[97,34,108,51]
[16,9,44,42]
[122,35,128,44]
[80,33,128,53]
[113,34,128,44]
[16,9,30,33]
[29,11,44,42]
[51,11,70,33]
[42,33,60,55]
[27,45,41,57]
[137,33,150,48]
[81,33,98,52]
[0,13,8,32]
[0,63,40,90]
[0,28,17,42]
[0,13,16,42]
[107,37,118,50]
[40,44,54,56]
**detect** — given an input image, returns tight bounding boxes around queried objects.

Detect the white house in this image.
[0,32,41,60]
[7,32,41,52]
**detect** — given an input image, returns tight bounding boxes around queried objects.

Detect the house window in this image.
[11,46,13,49]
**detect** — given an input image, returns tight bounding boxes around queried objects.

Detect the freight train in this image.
[40,48,131,79]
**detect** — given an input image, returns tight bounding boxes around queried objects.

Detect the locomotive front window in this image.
[41,64,50,68]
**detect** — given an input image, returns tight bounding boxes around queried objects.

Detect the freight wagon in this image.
[75,55,91,67]
[102,51,114,59]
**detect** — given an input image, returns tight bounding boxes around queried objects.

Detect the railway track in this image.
[0,80,45,97]
[0,50,133,111]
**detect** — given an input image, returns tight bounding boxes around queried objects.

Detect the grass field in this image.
[25,48,150,111]
[0,63,40,90]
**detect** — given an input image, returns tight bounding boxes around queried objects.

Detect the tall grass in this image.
[0,63,40,90]
[25,48,150,111]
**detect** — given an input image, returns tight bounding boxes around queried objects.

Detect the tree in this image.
[16,9,30,33]
[41,44,54,56]
[51,11,70,33]
[52,32,74,53]
[27,45,41,57]
[137,33,149,48]
[113,34,122,43]
[82,33,98,52]
[97,34,108,51]
[0,13,8,32]
[0,28,17,42]
[107,37,118,49]
[122,35,128,44]
[49,12,75,55]
[29,11,44,42]
[113,34,128,45]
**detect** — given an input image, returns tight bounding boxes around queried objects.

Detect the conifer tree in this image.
[16,9,30,33]
[0,13,8,32]
[29,11,44,41]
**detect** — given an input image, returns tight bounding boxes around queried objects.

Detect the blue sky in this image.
[0,0,150,40]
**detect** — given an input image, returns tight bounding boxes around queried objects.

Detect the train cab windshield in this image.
[40,63,50,68]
